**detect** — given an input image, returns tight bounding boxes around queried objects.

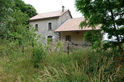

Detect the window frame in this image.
[35,24,38,31]
[48,22,52,30]
[47,36,53,42]
[65,35,71,41]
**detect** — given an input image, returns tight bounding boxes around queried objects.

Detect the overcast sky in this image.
[23,0,82,18]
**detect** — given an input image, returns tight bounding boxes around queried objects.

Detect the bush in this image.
[55,41,64,54]
[32,45,46,68]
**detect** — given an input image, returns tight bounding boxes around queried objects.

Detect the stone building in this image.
[30,8,72,44]
[29,8,100,45]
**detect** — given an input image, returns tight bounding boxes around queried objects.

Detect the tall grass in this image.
[36,49,120,82]
[0,40,123,81]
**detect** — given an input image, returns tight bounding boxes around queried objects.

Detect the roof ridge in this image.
[38,9,69,15]
[30,9,71,21]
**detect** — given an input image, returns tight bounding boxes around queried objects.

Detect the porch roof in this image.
[55,17,100,32]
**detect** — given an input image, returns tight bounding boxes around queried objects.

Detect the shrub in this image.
[55,41,64,54]
[32,45,46,68]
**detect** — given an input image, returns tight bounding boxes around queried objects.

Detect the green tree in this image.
[76,0,124,52]
[0,0,38,55]
[83,30,102,45]
[0,0,37,39]
[0,0,14,38]
[15,0,37,18]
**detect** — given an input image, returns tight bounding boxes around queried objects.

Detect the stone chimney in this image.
[62,6,65,12]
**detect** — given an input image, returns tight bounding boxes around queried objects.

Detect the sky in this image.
[23,0,82,18]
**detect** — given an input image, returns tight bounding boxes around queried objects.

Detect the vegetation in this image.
[76,0,124,53]
[0,0,123,81]
[0,0,37,39]
[83,30,102,46]
[0,41,123,81]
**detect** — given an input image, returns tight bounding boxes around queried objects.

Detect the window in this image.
[35,24,38,31]
[66,35,71,41]
[47,36,52,42]
[48,22,52,30]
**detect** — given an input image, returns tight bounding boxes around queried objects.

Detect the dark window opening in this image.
[47,36,53,42]
[48,23,52,30]
[66,35,71,41]
[35,24,38,31]
[27,26,30,30]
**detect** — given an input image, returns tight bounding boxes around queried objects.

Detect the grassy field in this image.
[0,40,124,82]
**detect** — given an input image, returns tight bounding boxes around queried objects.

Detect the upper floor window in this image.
[35,24,38,31]
[66,35,71,41]
[48,22,52,30]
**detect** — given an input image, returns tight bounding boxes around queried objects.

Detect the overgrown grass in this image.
[0,40,123,82]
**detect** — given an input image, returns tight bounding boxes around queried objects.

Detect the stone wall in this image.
[30,11,72,44]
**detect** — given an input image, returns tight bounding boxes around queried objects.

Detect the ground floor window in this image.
[47,36,53,43]
[65,35,71,41]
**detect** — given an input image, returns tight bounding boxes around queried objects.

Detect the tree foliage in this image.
[0,0,14,37]
[76,0,124,52]
[14,0,37,18]
[84,31,102,45]
[0,0,37,41]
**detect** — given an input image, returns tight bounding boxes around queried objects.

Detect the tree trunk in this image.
[107,0,123,53]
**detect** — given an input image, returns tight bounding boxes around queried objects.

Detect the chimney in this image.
[62,6,64,12]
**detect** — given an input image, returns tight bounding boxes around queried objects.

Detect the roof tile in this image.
[30,10,70,21]
[55,17,100,32]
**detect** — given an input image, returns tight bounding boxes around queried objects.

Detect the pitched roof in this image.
[55,17,100,32]
[30,10,72,21]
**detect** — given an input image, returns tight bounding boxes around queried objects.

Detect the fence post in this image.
[67,41,69,54]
